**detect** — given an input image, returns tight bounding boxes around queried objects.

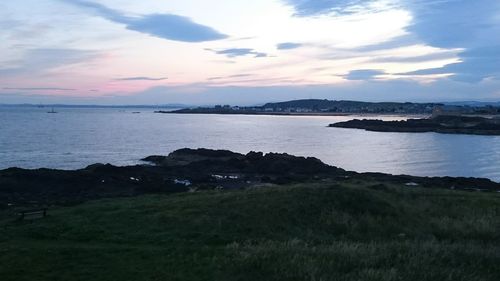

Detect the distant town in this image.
[163,99,500,116]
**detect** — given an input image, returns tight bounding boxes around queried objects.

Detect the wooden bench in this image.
[17,208,47,221]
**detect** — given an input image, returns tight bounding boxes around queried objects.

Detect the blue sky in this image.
[1,0,499,105]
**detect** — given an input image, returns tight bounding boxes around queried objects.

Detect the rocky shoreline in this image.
[330,115,500,135]
[1,148,499,210]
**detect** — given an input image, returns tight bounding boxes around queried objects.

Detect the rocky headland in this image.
[329,115,500,135]
[1,148,499,210]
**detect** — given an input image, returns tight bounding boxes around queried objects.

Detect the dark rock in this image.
[1,148,499,209]
[329,115,500,135]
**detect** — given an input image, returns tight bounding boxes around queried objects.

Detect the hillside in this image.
[169,99,442,115]
[1,182,500,281]
[261,99,441,113]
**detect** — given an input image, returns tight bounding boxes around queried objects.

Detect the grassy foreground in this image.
[1,181,499,281]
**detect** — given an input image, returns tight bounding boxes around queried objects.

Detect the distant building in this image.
[296,108,312,113]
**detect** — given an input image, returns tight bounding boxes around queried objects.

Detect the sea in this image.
[1,106,500,182]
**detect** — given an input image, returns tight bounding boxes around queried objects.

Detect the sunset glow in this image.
[1,0,499,104]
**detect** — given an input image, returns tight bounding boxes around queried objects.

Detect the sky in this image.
[1,0,499,105]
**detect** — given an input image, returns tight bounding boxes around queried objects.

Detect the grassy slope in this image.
[1,181,499,281]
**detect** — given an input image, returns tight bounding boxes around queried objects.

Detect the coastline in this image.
[2,148,499,210]
[156,110,428,118]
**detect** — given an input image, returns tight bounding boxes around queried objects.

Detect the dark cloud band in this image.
[64,0,227,42]
[207,48,267,58]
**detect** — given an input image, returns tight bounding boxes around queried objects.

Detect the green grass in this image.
[1,181,499,281]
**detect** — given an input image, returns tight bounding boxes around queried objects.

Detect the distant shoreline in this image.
[155,98,500,118]
[155,110,429,118]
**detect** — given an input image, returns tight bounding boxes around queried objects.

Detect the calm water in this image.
[1,106,500,181]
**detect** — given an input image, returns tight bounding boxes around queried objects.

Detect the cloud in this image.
[370,51,459,63]
[283,0,374,16]
[207,74,253,80]
[398,46,500,83]
[3,87,76,91]
[62,0,227,42]
[351,35,419,52]
[126,14,228,43]
[120,79,500,104]
[277,42,302,50]
[405,0,499,48]
[0,48,99,76]
[402,0,500,82]
[207,48,267,58]
[115,77,168,81]
[283,0,500,83]
[4,78,500,105]
[344,69,385,80]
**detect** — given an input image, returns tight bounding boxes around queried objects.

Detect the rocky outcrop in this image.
[1,148,499,209]
[329,115,500,135]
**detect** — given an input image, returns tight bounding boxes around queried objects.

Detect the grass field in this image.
[1,181,499,281]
